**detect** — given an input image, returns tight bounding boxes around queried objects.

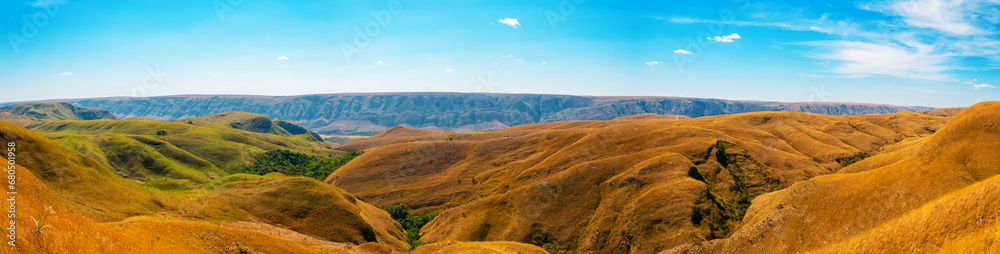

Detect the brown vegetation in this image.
[328,110,950,253]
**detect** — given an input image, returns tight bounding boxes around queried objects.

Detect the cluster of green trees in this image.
[838,152,869,167]
[243,150,363,180]
[382,204,434,249]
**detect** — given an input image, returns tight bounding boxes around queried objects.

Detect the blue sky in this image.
[1,0,998,107]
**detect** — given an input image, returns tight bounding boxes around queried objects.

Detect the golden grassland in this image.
[5,101,999,253]
[329,109,951,253]
[412,241,548,254]
[2,115,546,253]
[0,120,414,253]
[666,101,1000,253]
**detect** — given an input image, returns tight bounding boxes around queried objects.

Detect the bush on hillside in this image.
[382,204,434,249]
[243,150,363,181]
[837,152,869,167]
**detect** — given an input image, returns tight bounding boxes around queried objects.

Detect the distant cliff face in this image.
[63,93,931,135]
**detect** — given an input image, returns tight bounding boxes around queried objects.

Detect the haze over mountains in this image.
[33,93,933,135]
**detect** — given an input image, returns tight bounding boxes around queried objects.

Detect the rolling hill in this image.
[176,111,323,141]
[0,120,411,253]
[29,118,333,182]
[51,93,931,135]
[665,101,1000,253]
[0,105,546,253]
[0,102,117,126]
[3,98,992,253]
[327,109,950,253]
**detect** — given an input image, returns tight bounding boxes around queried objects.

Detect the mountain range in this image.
[30,93,933,135]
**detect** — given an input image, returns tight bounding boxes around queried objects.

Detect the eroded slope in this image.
[328,111,947,253]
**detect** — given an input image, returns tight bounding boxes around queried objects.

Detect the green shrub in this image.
[382,204,435,249]
[837,152,869,167]
[243,150,363,180]
[155,130,168,136]
[542,243,572,254]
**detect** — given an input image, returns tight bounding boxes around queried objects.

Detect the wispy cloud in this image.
[444,69,454,72]
[664,0,1000,82]
[374,60,385,64]
[673,49,692,55]
[876,0,984,35]
[276,56,288,60]
[498,18,520,28]
[663,16,868,37]
[644,61,662,66]
[708,33,741,43]
[668,17,798,30]
[799,73,826,78]
[814,41,951,81]
[965,79,996,89]
[58,72,72,76]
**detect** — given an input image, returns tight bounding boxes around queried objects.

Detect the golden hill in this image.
[918,107,966,117]
[665,101,1000,253]
[328,110,949,253]
[0,121,414,253]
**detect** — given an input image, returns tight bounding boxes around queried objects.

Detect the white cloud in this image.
[888,0,981,35]
[444,69,454,72]
[374,60,385,64]
[515,59,523,62]
[644,61,662,66]
[541,61,547,64]
[58,72,72,76]
[708,33,742,43]
[673,49,693,55]
[276,56,289,60]
[964,79,996,89]
[498,18,520,28]
[815,41,951,81]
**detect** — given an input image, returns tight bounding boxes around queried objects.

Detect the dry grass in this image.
[328,110,949,253]
[412,240,549,254]
[666,101,1000,253]
[0,121,416,253]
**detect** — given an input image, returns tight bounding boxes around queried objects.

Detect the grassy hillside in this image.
[328,110,950,253]
[412,241,549,254]
[0,102,116,126]
[30,118,332,178]
[0,119,418,253]
[6,101,994,253]
[176,111,323,142]
[666,101,1000,253]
